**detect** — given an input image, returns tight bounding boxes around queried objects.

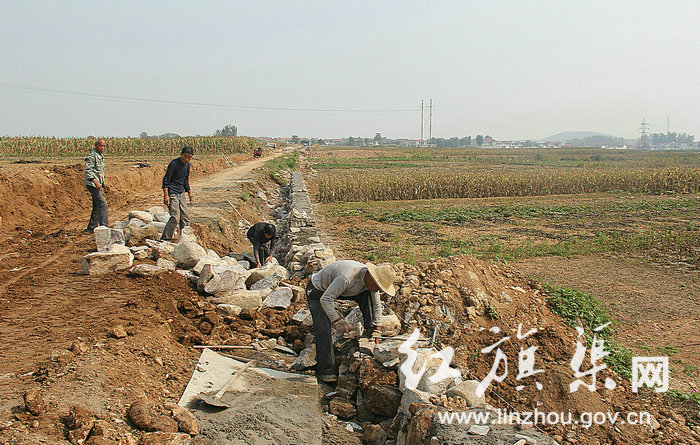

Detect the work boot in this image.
[317,374,338,383]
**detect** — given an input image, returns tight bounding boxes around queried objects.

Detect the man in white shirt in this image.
[306,260,397,383]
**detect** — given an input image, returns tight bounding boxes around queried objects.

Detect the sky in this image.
[1,1,699,141]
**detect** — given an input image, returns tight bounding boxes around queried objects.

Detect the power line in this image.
[0,82,418,114]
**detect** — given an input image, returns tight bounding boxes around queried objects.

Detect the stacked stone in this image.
[286,255,557,444]
[277,171,336,276]
[82,205,299,321]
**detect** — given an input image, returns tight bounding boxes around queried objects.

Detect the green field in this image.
[312,146,700,267]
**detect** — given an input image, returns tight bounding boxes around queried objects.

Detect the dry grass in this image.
[318,167,700,202]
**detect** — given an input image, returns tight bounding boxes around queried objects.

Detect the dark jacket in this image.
[162,158,190,194]
[246,223,277,264]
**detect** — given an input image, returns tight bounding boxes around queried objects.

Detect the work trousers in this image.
[86,185,108,232]
[306,281,375,376]
[161,192,191,240]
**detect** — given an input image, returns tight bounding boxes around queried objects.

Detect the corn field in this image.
[318,167,700,202]
[0,136,254,157]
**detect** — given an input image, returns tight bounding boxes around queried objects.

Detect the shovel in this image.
[197,360,255,408]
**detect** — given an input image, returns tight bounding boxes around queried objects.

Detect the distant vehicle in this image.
[253,147,263,158]
[302,140,310,147]
[266,142,276,148]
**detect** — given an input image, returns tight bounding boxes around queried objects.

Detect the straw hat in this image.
[365,263,397,296]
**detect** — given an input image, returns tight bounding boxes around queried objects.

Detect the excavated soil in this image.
[384,256,699,444]
[0,153,297,443]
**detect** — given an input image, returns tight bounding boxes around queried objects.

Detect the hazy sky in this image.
[1,1,699,140]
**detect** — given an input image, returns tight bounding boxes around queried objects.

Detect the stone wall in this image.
[277,171,335,277]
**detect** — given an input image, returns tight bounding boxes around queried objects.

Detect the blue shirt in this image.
[162,158,190,194]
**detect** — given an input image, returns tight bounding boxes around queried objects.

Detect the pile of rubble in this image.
[21,391,201,445]
[81,204,304,317]
[286,262,557,445]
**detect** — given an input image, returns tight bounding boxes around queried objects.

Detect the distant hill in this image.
[543,131,614,142]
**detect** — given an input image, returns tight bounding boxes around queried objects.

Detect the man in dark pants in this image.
[84,138,108,232]
[306,260,397,383]
[161,146,194,241]
[246,222,277,268]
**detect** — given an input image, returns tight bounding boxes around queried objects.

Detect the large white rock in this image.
[130,246,151,260]
[380,314,402,337]
[250,273,283,291]
[245,260,290,287]
[198,264,250,294]
[149,222,166,234]
[398,346,461,394]
[373,340,405,365]
[147,240,177,262]
[129,264,167,277]
[192,249,224,275]
[94,226,112,251]
[206,249,221,261]
[82,244,134,275]
[146,206,165,217]
[220,256,239,266]
[292,308,313,327]
[128,210,154,224]
[127,218,146,229]
[291,345,317,371]
[113,220,129,230]
[193,258,219,275]
[154,212,172,223]
[156,258,176,271]
[179,226,198,244]
[263,287,293,309]
[445,380,485,407]
[125,224,160,247]
[94,227,125,252]
[210,289,267,309]
[206,269,248,294]
[173,241,207,269]
[310,247,336,269]
[217,304,242,316]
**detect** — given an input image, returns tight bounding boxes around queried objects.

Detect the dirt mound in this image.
[0,227,311,443]
[0,155,245,238]
[384,255,699,444]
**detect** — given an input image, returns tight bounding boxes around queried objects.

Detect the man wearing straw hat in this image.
[306,260,397,383]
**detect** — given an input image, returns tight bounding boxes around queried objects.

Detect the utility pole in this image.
[429,99,433,143]
[420,100,424,146]
[667,116,670,134]
[639,117,650,149]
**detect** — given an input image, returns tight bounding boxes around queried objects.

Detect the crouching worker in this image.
[306,260,397,383]
[246,222,277,268]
